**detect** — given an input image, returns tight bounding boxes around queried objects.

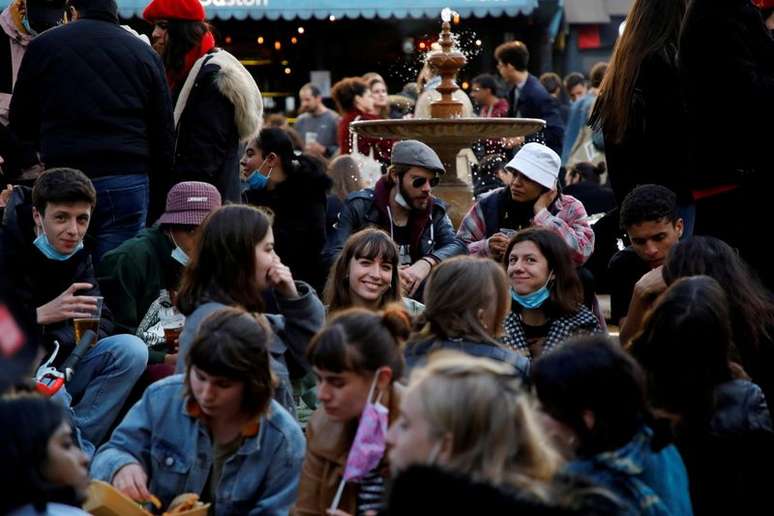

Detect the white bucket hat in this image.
[505,142,561,189]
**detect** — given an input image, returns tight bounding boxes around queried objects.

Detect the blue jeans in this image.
[89,174,149,264]
[64,334,148,449]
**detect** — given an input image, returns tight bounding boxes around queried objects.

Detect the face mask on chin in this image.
[32,220,83,261]
[511,273,554,310]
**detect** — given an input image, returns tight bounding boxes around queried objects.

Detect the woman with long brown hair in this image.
[589,0,692,225]
[174,205,325,413]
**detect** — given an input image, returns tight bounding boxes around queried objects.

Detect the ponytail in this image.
[307,306,408,379]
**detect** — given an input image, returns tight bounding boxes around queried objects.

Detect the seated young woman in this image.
[532,335,693,515]
[0,396,91,516]
[663,236,774,417]
[324,228,424,316]
[91,307,305,515]
[403,255,529,377]
[174,204,325,412]
[294,306,411,516]
[383,352,618,514]
[631,276,774,515]
[503,228,601,360]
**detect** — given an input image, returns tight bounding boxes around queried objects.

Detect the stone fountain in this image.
[350,9,544,226]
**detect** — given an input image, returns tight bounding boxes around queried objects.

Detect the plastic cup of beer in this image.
[74,296,103,343]
[162,319,184,353]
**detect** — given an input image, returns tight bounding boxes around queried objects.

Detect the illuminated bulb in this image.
[475,39,482,46]
[329,15,336,21]
[297,26,305,34]
[462,81,469,90]
[284,67,292,75]
[291,36,298,44]
[419,41,426,50]
[453,13,460,25]
[274,40,281,50]
[257,36,264,44]
[224,35,232,44]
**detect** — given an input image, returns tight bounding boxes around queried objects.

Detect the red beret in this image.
[143,0,206,22]
[754,0,774,9]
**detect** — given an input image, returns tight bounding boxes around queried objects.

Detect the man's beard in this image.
[399,181,428,211]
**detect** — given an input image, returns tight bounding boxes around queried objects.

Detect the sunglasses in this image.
[410,176,440,188]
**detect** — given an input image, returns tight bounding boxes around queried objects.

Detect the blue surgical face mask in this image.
[246,158,273,191]
[170,235,190,266]
[22,16,38,36]
[33,221,83,261]
[511,273,553,310]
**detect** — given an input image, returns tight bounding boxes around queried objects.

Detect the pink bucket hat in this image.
[157,181,221,226]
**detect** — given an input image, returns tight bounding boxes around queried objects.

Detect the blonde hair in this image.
[408,352,563,500]
[327,155,363,200]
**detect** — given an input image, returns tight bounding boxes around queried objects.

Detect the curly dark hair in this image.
[331,77,369,113]
[32,167,96,214]
[619,184,678,229]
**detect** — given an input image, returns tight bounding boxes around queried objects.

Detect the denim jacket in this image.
[566,426,693,516]
[90,375,306,515]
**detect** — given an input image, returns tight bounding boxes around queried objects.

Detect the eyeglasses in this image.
[410,176,440,188]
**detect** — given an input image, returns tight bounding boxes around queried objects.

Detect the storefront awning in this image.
[110,0,539,21]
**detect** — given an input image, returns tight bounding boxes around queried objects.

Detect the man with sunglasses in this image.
[324,139,467,297]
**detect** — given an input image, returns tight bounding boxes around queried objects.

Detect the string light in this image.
[291,36,298,44]
[257,36,264,44]
[329,15,336,21]
[462,81,470,90]
[284,67,292,75]
[224,35,232,44]
[475,39,482,47]
[274,40,281,50]
[297,26,305,34]
[419,41,427,50]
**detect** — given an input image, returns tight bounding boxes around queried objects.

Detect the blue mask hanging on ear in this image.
[33,222,83,261]
[511,273,553,310]
[246,158,273,191]
[169,234,190,266]
[22,16,38,36]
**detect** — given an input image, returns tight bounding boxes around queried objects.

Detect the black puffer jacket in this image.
[245,155,332,293]
[0,187,113,364]
[8,0,174,198]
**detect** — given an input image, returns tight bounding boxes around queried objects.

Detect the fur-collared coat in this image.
[172,48,263,204]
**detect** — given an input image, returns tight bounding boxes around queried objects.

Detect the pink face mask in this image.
[330,371,389,511]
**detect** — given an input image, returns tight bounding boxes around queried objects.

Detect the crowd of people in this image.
[0,0,773,515]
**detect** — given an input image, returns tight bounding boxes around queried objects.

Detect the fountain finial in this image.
[428,9,467,119]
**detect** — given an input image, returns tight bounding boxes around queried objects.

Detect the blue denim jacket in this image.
[90,375,306,515]
[566,426,693,516]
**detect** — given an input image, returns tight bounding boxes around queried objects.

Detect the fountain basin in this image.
[350,117,545,226]
[350,118,545,148]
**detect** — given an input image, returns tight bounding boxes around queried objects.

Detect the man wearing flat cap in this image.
[324,139,467,297]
